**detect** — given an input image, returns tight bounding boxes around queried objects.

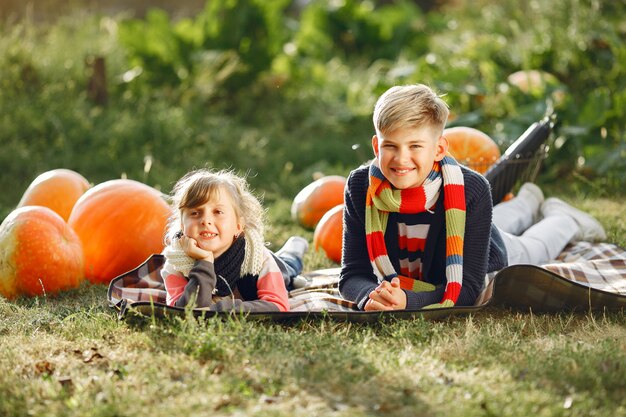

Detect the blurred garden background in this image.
[1,0,625,225]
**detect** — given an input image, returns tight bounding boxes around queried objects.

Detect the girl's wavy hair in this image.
[164,168,265,245]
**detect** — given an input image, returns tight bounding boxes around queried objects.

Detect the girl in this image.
[161,168,308,312]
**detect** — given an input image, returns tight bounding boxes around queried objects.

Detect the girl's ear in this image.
[236,219,245,237]
[434,134,449,162]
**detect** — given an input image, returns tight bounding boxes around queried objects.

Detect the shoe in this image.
[291,275,308,289]
[275,236,309,259]
[517,182,544,221]
[541,197,607,242]
[484,117,552,203]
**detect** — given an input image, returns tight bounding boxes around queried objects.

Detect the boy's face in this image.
[181,187,244,259]
[372,125,448,189]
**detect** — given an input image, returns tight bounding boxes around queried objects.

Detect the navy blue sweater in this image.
[339,163,508,310]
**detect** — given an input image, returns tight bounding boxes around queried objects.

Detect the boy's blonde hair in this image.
[165,168,265,245]
[373,84,449,137]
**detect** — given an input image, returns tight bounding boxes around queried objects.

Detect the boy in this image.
[338,84,508,310]
[339,84,607,311]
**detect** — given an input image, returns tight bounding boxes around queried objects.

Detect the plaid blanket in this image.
[108,242,626,319]
[545,242,626,295]
[486,242,626,312]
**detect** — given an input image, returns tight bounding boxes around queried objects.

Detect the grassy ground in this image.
[1,193,625,417]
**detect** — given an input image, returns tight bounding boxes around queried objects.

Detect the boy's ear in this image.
[371,134,380,158]
[434,134,449,162]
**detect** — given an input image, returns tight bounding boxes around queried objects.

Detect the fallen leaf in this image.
[34,360,55,375]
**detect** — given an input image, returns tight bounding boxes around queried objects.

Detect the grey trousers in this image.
[493,192,576,266]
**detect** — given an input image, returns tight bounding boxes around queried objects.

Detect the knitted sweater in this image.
[339,163,508,310]
[161,247,290,312]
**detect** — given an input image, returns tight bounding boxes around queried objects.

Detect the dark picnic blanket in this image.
[108,242,626,321]
[488,242,626,312]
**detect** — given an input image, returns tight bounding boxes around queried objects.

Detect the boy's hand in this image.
[179,235,214,262]
[364,277,407,311]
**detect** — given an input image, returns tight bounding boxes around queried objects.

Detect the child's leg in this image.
[273,236,309,289]
[541,198,606,242]
[493,183,543,235]
[499,215,577,265]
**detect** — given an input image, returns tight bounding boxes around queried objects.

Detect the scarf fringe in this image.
[241,228,265,277]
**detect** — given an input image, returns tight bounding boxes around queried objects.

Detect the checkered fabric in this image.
[544,242,626,295]
[108,242,626,317]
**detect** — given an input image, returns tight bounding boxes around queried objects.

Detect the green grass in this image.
[1,195,625,417]
[2,290,625,417]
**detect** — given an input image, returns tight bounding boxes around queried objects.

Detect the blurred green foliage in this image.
[293,0,428,62]
[118,0,291,92]
[0,0,624,222]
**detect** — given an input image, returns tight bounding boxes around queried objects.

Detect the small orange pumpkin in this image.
[0,206,84,299]
[443,126,501,173]
[313,204,344,264]
[68,179,172,284]
[507,69,565,106]
[507,70,559,95]
[291,175,346,230]
[17,169,91,221]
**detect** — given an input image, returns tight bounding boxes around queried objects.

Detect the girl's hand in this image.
[179,235,214,262]
[364,277,407,311]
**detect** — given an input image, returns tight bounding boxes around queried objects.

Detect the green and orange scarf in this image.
[365,155,466,309]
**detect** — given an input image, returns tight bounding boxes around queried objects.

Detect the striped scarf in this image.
[365,155,466,309]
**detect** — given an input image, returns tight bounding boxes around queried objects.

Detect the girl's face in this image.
[181,187,243,259]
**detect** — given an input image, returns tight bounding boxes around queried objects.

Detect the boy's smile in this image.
[372,125,448,190]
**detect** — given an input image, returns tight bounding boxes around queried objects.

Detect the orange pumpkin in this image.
[68,179,172,284]
[313,204,344,264]
[18,168,91,221]
[507,69,565,106]
[291,175,346,229]
[0,206,84,299]
[507,70,559,95]
[443,126,501,173]
[501,192,515,202]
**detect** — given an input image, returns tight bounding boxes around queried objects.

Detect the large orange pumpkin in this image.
[443,126,501,173]
[313,204,344,264]
[291,175,346,230]
[18,168,91,221]
[0,206,84,299]
[68,179,172,284]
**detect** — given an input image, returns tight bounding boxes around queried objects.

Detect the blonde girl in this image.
[161,168,308,312]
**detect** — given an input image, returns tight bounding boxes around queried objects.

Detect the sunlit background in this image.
[1,0,624,220]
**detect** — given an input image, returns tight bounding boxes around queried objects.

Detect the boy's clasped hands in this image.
[364,277,407,311]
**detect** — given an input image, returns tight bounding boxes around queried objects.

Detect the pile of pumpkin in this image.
[293,125,503,264]
[0,169,171,299]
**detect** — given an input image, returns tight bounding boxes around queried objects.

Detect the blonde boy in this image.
[339,84,508,310]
